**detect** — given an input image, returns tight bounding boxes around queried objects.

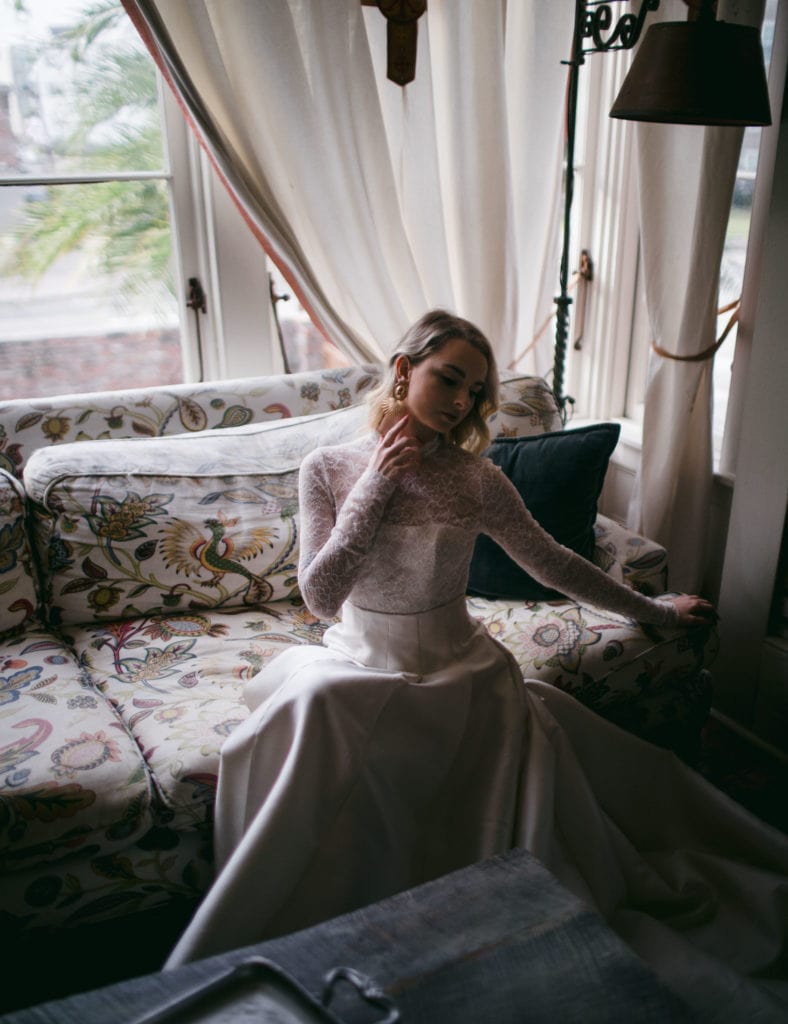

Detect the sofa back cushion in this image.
[0,365,381,478]
[21,371,560,627]
[467,423,621,600]
[24,405,368,626]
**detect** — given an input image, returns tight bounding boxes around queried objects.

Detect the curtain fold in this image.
[123,0,572,369]
[627,0,756,594]
[627,121,743,594]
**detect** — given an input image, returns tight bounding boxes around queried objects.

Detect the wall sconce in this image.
[552,0,772,410]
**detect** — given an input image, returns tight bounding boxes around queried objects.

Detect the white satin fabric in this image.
[167,599,788,1018]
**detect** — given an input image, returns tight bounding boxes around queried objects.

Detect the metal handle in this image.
[321,966,400,1024]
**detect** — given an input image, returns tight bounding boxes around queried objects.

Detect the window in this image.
[0,0,337,401]
[0,0,184,399]
[5,3,773,414]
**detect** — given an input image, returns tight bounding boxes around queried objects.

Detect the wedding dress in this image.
[167,435,788,1019]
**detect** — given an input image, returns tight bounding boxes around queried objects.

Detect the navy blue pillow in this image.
[467,422,621,600]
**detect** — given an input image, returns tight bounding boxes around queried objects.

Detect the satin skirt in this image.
[166,599,788,1018]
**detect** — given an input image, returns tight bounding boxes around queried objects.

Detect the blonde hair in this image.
[368,309,499,455]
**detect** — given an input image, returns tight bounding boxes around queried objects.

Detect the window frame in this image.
[158,85,282,383]
[0,3,282,400]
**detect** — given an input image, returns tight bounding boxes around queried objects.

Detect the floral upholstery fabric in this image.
[0,368,717,932]
[593,515,668,594]
[0,470,38,637]
[66,608,301,832]
[25,406,369,626]
[0,367,558,483]
[0,824,211,930]
[0,626,154,875]
[0,366,383,480]
[15,374,579,632]
[468,598,715,735]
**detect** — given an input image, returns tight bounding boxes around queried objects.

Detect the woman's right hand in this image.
[669,594,718,628]
[371,415,422,479]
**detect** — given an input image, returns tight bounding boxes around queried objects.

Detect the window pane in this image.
[713,0,778,450]
[268,262,352,373]
[1,0,164,178]
[0,1,182,399]
[713,128,757,446]
[0,180,181,398]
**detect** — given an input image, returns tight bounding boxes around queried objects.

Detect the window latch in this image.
[573,250,594,351]
[186,277,207,315]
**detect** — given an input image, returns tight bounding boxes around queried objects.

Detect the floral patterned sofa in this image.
[0,366,717,939]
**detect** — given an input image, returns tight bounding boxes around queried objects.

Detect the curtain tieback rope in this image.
[511,293,740,372]
[651,298,740,362]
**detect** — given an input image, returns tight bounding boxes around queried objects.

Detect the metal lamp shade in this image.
[610,20,771,126]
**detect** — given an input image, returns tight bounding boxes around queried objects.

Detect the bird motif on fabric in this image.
[161,513,276,605]
[0,718,53,775]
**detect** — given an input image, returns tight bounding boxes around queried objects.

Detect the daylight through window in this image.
[0,0,183,400]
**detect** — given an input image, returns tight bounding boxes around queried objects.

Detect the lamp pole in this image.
[552,0,660,414]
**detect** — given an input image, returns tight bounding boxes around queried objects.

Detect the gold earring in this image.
[393,379,409,401]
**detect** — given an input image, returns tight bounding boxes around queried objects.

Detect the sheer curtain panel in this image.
[122,0,572,368]
[628,121,743,593]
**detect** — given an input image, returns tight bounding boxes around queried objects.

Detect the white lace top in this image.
[298,434,678,627]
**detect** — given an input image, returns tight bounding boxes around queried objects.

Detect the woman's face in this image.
[398,337,488,442]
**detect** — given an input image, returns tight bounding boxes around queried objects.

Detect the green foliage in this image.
[5,0,173,296]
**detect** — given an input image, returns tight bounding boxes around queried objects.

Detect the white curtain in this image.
[627,2,746,593]
[124,0,572,368]
[628,123,742,593]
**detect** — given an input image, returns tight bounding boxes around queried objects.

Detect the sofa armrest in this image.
[0,467,39,636]
[592,513,669,596]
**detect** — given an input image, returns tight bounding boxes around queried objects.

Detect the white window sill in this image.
[568,414,735,488]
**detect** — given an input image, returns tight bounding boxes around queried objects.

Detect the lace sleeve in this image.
[297,448,396,618]
[480,462,679,627]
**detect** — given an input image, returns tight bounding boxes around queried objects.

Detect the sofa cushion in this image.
[0,469,39,638]
[0,626,154,877]
[1,368,556,487]
[22,376,559,630]
[0,365,382,479]
[67,605,333,831]
[65,585,714,837]
[466,594,716,739]
[0,824,211,930]
[24,405,368,626]
[468,423,620,600]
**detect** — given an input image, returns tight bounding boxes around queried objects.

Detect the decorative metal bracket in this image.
[578,0,660,61]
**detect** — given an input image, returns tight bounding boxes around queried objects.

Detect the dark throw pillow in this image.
[467,422,621,601]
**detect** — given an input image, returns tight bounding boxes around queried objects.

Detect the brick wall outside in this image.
[0,330,184,401]
[0,318,352,402]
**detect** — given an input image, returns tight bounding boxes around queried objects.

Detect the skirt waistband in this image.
[323,596,484,675]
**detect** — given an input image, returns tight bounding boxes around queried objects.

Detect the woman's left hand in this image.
[669,594,718,628]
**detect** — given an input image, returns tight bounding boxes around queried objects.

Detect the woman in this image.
[168,311,787,1017]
